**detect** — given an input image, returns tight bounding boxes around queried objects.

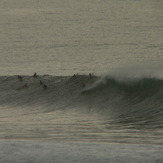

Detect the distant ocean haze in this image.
[0,0,162,76]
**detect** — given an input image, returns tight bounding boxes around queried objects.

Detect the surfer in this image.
[73,74,76,79]
[22,83,28,88]
[39,80,43,85]
[17,75,23,81]
[89,73,94,78]
[33,72,37,77]
[43,84,47,89]
[16,83,28,90]
[72,73,79,79]
[82,83,85,88]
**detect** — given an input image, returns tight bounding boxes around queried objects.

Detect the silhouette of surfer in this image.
[22,83,28,88]
[72,73,79,79]
[39,80,43,85]
[43,84,47,89]
[33,72,37,77]
[38,79,47,89]
[16,82,28,90]
[73,74,76,79]
[89,73,94,78]
[82,83,85,88]
[17,75,23,81]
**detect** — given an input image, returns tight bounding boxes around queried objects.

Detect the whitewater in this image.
[0,0,163,162]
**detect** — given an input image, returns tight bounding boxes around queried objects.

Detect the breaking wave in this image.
[0,74,162,129]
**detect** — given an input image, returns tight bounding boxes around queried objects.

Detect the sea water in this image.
[0,0,163,162]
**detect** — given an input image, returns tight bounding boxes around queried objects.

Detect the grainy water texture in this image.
[0,0,163,162]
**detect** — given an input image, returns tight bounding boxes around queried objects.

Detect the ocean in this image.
[0,0,163,162]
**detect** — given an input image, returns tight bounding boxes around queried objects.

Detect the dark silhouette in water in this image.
[33,72,37,77]
[89,73,94,78]
[72,73,79,79]
[17,75,23,81]
[22,83,28,88]
[72,74,76,79]
[82,83,85,88]
[43,84,47,89]
[38,79,47,89]
[16,83,28,90]
[39,80,43,85]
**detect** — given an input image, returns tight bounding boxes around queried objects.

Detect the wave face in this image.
[0,74,162,129]
[82,75,163,129]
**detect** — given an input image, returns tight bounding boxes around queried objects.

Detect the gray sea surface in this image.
[0,0,163,162]
[0,0,162,76]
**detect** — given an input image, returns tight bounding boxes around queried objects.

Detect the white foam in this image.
[102,63,163,81]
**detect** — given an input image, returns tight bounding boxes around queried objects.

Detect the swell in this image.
[0,75,97,108]
[0,74,162,128]
[82,75,163,127]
